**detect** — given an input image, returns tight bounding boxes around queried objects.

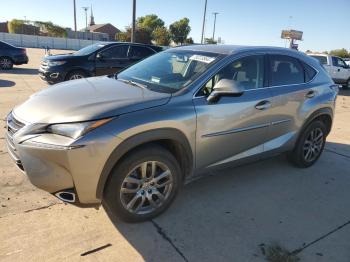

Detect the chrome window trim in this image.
[192,52,320,99]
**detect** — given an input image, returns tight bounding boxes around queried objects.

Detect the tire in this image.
[343,79,350,90]
[0,57,13,70]
[288,120,327,168]
[65,70,87,81]
[103,145,182,223]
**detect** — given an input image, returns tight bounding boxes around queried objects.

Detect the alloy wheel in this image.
[0,58,12,69]
[120,161,174,215]
[303,127,324,162]
[69,74,83,80]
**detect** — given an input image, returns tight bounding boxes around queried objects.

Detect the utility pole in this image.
[201,0,207,44]
[212,12,219,41]
[82,7,89,39]
[73,0,77,38]
[131,0,136,43]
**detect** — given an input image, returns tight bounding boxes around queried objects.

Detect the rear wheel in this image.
[103,145,182,222]
[65,70,87,81]
[288,120,327,168]
[0,57,13,70]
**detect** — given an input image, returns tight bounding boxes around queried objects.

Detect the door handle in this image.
[305,90,315,98]
[255,100,271,110]
[337,68,341,72]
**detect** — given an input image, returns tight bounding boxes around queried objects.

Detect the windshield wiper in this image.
[118,78,148,89]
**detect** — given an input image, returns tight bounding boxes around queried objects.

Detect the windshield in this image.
[74,43,106,56]
[116,50,221,93]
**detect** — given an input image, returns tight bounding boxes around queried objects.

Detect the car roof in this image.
[100,42,161,50]
[169,44,302,55]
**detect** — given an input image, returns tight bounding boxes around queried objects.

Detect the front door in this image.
[194,55,273,169]
[95,44,130,76]
[331,56,350,83]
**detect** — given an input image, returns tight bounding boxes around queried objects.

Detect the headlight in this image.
[47,61,66,66]
[47,118,113,139]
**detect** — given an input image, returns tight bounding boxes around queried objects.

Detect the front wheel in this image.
[103,145,182,222]
[65,70,87,81]
[288,120,327,168]
[343,79,350,90]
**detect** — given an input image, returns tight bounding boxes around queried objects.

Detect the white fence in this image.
[0,32,107,50]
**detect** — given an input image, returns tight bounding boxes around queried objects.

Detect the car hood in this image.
[44,53,76,61]
[13,76,171,124]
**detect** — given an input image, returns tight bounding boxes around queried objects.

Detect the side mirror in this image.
[207,79,244,103]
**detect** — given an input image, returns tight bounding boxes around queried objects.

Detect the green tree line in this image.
[116,14,193,46]
[306,48,350,58]
[7,19,66,37]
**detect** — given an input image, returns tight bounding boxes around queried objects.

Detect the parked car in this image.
[39,42,163,84]
[308,53,350,89]
[7,45,337,222]
[0,40,28,69]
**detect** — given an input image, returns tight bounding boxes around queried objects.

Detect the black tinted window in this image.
[129,46,155,59]
[303,62,317,82]
[101,45,128,59]
[270,55,304,86]
[311,55,327,65]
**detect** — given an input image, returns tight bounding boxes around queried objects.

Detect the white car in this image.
[308,53,350,89]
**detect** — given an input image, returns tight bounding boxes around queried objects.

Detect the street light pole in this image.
[73,0,77,38]
[212,12,219,41]
[201,0,207,44]
[82,7,89,39]
[131,0,136,43]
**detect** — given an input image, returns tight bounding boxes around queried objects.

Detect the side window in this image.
[197,55,264,96]
[269,55,304,86]
[100,45,128,59]
[311,55,327,65]
[129,46,155,59]
[332,57,347,68]
[302,62,317,82]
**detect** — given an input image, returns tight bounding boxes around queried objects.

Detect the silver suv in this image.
[6,45,337,222]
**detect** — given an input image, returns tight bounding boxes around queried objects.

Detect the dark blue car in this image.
[0,40,28,69]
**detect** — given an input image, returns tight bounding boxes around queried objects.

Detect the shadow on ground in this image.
[1,68,38,75]
[0,80,15,87]
[104,141,350,261]
[338,88,350,97]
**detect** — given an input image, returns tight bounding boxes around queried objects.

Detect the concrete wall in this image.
[0,32,109,50]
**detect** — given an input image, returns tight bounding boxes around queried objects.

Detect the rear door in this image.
[266,54,317,150]
[128,45,156,65]
[95,44,130,76]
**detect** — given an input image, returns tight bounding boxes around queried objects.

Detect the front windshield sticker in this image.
[189,55,215,64]
[151,76,160,83]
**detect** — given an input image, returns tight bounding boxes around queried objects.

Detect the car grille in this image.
[5,112,25,168]
[40,60,48,71]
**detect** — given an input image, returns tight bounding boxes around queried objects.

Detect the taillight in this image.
[21,49,26,54]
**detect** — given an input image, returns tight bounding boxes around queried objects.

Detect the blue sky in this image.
[1,0,349,51]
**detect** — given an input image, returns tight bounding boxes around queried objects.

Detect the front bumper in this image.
[5,113,122,205]
[38,62,66,83]
[13,54,28,65]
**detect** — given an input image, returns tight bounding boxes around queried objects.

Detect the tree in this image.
[329,48,349,58]
[204,38,217,44]
[169,18,191,45]
[184,37,194,44]
[33,21,66,37]
[152,26,170,46]
[137,14,164,33]
[116,26,152,44]
[8,19,25,34]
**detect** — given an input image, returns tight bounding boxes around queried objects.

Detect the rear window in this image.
[302,62,317,82]
[269,55,304,86]
[310,55,328,65]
